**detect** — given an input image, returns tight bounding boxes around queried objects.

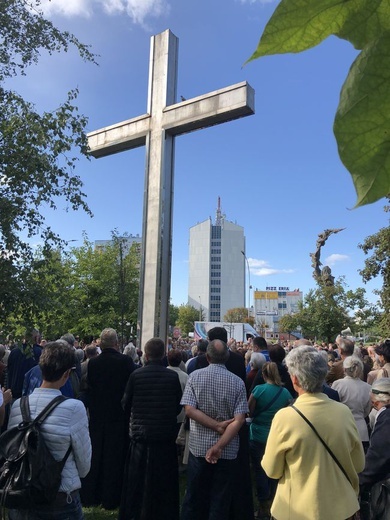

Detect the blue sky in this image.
[9,0,387,310]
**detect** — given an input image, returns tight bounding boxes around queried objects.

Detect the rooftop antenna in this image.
[215,196,225,226]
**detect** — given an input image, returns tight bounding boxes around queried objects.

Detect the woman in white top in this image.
[332,356,372,450]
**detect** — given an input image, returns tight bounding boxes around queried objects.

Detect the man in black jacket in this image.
[81,328,135,510]
[119,338,182,520]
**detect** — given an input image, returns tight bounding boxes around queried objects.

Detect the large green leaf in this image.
[334,33,390,207]
[247,0,390,206]
[246,0,363,61]
[337,1,390,50]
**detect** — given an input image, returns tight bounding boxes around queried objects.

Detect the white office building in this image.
[188,199,245,321]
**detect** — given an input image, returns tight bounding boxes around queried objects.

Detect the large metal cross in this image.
[88,29,255,349]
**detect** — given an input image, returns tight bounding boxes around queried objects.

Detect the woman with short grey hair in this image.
[284,345,328,393]
[332,356,372,449]
[262,346,364,520]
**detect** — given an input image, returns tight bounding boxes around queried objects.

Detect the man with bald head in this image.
[181,339,248,519]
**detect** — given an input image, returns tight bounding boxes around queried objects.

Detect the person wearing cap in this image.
[359,377,390,490]
[359,377,390,519]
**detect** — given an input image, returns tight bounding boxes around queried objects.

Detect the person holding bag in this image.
[262,346,365,520]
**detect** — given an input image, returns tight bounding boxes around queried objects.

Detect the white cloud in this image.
[39,0,169,26]
[40,0,92,17]
[248,257,294,277]
[325,253,350,267]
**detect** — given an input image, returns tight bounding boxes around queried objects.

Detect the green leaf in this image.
[246,0,361,62]
[246,0,390,62]
[334,33,390,207]
[337,1,390,50]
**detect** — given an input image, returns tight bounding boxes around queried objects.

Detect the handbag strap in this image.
[291,405,352,486]
[258,386,284,413]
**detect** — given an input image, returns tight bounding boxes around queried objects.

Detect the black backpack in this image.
[0,395,71,510]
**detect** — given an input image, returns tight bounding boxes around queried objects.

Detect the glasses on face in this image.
[371,388,390,395]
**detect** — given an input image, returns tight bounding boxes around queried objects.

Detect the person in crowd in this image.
[326,337,355,385]
[0,345,7,388]
[208,327,246,382]
[248,362,292,519]
[262,346,365,520]
[367,345,381,371]
[359,377,390,491]
[251,337,270,363]
[167,349,189,429]
[367,340,390,384]
[268,344,296,397]
[187,339,209,374]
[207,327,253,520]
[81,328,135,510]
[8,340,91,520]
[80,345,98,379]
[22,333,80,398]
[78,345,98,397]
[332,356,372,450]
[119,338,182,520]
[0,386,12,427]
[7,329,42,400]
[180,339,248,520]
[123,343,139,365]
[246,352,266,397]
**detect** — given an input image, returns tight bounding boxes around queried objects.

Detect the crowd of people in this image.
[0,329,389,520]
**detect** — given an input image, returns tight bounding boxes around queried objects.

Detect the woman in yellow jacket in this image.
[262,345,365,520]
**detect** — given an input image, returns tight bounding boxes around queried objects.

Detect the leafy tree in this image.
[0,235,140,341]
[359,198,390,335]
[176,304,199,336]
[287,279,369,342]
[64,236,140,340]
[224,307,251,323]
[0,0,96,308]
[169,303,180,328]
[247,0,390,207]
[278,313,299,336]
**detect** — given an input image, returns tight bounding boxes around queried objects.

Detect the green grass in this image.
[82,471,188,519]
[83,507,118,519]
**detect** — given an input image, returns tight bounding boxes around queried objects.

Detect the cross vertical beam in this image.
[87,30,255,350]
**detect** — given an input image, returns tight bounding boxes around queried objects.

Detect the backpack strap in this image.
[33,395,67,426]
[21,394,72,465]
[20,396,32,424]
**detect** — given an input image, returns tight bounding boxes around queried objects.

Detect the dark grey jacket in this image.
[122,361,182,442]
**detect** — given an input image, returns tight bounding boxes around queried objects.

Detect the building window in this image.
[211,227,221,239]
[211,287,221,293]
[211,249,221,254]
[211,256,220,262]
[211,264,220,270]
[210,295,221,301]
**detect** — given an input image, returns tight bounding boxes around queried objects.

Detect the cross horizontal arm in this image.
[163,81,254,136]
[87,113,151,158]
